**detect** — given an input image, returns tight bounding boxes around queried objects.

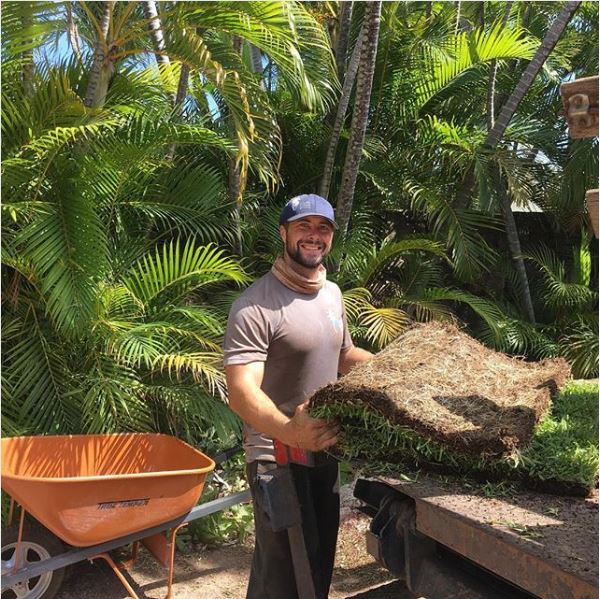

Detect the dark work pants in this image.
[245,458,340,599]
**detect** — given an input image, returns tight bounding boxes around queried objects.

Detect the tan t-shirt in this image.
[223,272,353,461]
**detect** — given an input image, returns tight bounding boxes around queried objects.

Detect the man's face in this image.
[279,216,334,269]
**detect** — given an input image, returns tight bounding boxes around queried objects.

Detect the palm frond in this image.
[560,316,599,379]
[1,307,77,434]
[18,169,108,334]
[525,244,596,310]
[124,240,248,311]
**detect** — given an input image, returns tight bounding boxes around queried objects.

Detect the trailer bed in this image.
[355,474,598,598]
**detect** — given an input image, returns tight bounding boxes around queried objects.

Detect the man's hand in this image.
[283,401,338,452]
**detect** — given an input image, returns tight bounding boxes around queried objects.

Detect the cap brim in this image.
[285,213,338,228]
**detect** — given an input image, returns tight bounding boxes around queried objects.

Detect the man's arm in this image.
[226,362,338,452]
[338,345,373,375]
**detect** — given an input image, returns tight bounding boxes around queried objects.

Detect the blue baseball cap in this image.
[279,194,337,228]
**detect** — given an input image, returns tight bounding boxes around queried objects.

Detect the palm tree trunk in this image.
[497,170,536,322]
[165,64,190,160]
[142,1,170,67]
[22,49,34,98]
[485,1,581,147]
[484,0,581,323]
[174,64,190,115]
[267,58,274,92]
[589,235,598,295]
[66,2,83,64]
[21,10,34,98]
[325,2,353,128]
[454,1,461,35]
[143,0,177,108]
[335,1,382,241]
[334,1,353,83]
[486,1,512,130]
[84,1,114,109]
[319,27,363,199]
[425,2,432,20]
[250,44,265,90]
[230,36,244,255]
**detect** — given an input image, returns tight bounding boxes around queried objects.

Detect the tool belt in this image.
[273,439,336,467]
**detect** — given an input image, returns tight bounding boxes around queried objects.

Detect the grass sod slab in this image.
[315,381,598,496]
[311,326,597,496]
[311,322,571,457]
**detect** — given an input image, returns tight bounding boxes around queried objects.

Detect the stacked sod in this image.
[310,323,597,496]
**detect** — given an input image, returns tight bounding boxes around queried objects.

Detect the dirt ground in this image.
[55,510,411,599]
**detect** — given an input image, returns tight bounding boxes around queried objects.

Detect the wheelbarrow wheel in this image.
[1,524,65,599]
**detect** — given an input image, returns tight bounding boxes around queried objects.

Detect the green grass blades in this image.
[312,380,598,495]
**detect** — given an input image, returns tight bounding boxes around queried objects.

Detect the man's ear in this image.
[278,224,287,243]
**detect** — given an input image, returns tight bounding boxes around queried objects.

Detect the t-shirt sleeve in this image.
[340,295,354,353]
[223,299,272,366]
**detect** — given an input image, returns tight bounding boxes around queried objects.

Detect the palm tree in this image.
[482,0,581,322]
[486,1,513,130]
[142,0,170,68]
[83,1,115,109]
[319,25,364,199]
[335,0,382,241]
[485,0,582,147]
[333,1,353,82]
[1,57,249,439]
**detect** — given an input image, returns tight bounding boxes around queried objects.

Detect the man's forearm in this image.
[226,363,338,451]
[338,345,373,374]
[229,383,293,444]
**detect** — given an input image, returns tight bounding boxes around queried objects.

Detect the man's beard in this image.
[285,240,328,269]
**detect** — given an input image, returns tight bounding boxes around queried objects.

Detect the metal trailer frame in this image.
[354,477,598,599]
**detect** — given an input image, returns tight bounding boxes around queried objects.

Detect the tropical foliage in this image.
[2,1,598,449]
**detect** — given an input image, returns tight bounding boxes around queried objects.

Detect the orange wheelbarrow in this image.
[1,433,250,599]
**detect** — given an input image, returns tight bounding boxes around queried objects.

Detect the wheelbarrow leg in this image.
[92,552,141,599]
[164,523,186,599]
[7,497,15,527]
[119,541,140,568]
[102,523,186,599]
[12,506,27,573]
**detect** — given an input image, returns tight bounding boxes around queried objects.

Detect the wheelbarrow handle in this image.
[213,444,243,467]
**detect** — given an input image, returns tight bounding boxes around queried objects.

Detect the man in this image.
[224,194,372,599]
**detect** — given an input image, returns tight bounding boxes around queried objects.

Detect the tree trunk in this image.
[589,235,598,296]
[319,27,363,199]
[174,64,190,114]
[267,58,274,92]
[22,49,34,97]
[425,1,432,20]
[334,1,353,83]
[335,1,381,242]
[485,1,581,147]
[84,1,114,109]
[66,2,83,64]
[325,2,353,127]
[484,0,581,323]
[142,0,170,67]
[20,8,34,97]
[486,1,512,130]
[165,64,190,160]
[454,1,461,35]
[250,44,265,90]
[143,0,177,107]
[230,36,244,255]
[497,170,537,322]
